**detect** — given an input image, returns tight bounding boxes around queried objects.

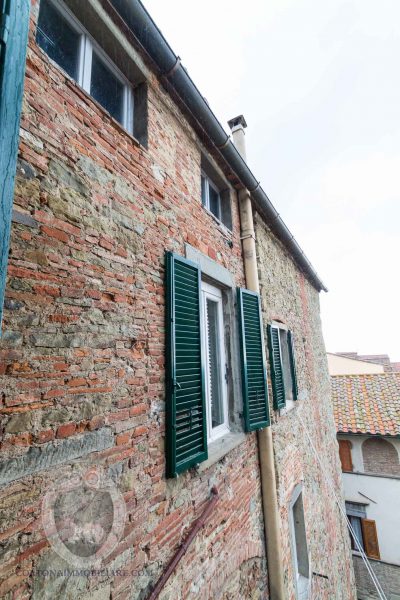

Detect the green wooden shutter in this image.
[0,0,30,333]
[287,330,298,400]
[165,252,207,477]
[267,324,286,409]
[238,289,270,431]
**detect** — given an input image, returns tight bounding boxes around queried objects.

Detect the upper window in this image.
[201,281,229,442]
[36,0,134,134]
[268,323,298,411]
[200,161,233,230]
[201,173,222,221]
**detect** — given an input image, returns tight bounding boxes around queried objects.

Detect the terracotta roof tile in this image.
[331,373,400,436]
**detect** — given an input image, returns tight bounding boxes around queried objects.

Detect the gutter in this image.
[108,0,327,293]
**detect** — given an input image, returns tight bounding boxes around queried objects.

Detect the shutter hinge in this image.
[0,12,10,45]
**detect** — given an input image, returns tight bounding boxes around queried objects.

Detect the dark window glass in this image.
[209,185,220,219]
[349,515,365,550]
[90,52,124,124]
[201,176,207,206]
[36,0,80,80]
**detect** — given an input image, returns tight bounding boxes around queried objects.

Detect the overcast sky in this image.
[145,0,400,361]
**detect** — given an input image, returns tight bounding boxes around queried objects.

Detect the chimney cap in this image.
[227,114,247,130]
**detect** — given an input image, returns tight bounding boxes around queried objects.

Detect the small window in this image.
[345,502,380,559]
[278,329,293,402]
[268,324,298,410]
[201,281,229,442]
[37,0,134,134]
[290,488,310,600]
[201,173,222,221]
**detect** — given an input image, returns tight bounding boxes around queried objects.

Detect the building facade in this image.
[332,372,400,599]
[0,1,355,598]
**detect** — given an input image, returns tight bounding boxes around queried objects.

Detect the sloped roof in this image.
[331,373,400,436]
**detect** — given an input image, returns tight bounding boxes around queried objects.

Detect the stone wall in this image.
[0,3,268,598]
[353,554,400,600]
[0,2,357,599]
[255,213,356,600]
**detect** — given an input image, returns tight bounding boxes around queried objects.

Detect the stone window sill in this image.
[196,432,246,473]
[279,398,296,416]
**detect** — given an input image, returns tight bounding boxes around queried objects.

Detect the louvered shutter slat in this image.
[238,289,270,431]
[267,325,286,409]
[166,252,207,477]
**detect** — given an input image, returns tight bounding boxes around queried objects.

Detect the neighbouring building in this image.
[0,1,355,599]
[327,353,385,376]
[328,352,400,374]
[332,372,400,600]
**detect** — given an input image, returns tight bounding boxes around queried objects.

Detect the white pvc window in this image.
[36,0,134,133]
[201,281,229,442]
[201,173,222,221]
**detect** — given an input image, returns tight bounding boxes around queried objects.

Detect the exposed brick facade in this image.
[353,555,400,600]
[362,438,400,477]
[0,1,355,599]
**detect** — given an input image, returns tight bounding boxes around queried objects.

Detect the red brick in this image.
[56,423,76,439]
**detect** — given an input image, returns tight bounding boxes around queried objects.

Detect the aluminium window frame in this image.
[201,171,222,222]
[201,280,229,443]
[37,0,134,134]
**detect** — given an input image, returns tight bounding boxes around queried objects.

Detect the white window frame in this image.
[289,485,311,600]
[201,281,229,443]
[271,321,295,412]
[38,0,134,134]
[201,172,222,221]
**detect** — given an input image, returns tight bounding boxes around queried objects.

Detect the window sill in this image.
[196,432,246,473]
[202,206,233,238]
[297,574,310,600]
[279,398,296,416]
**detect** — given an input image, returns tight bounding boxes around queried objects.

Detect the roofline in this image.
[106,0,328,292]
[337,431,400,439]
[328,352,386,367]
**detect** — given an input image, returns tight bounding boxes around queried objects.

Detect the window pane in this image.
[208,185,220,219]
[36,0,80,80]
[201,176,207,206]
[90,52,124,125]
[349,516,364,551]
[279,329,293,401]
[206,299,224,429]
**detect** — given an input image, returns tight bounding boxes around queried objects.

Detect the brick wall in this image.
[0,3,268,598]
[362,438,400,477]
[255,214,356,600]
[353,554,400,599]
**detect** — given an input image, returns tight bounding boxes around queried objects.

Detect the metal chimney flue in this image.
[228,114,247,161]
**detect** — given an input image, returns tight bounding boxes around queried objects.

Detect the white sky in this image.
[145,0,400,361]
